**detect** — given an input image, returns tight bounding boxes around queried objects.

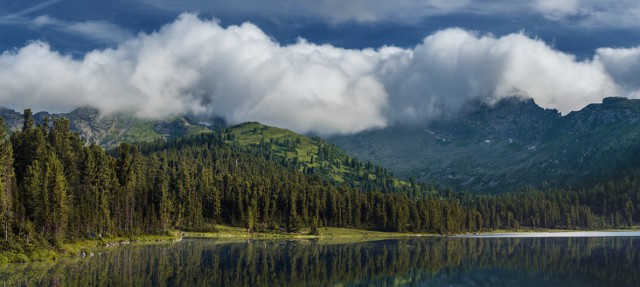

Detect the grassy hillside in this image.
[223,122,428,195]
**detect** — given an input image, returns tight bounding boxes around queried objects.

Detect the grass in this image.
[184,225,437,244]
[0,226,436,264]
[0,232,181,264]
[122,121,165,143]
[225,122,413,189]
[228,122,328,167]
[61,233,180,256]
[4,225,638,264]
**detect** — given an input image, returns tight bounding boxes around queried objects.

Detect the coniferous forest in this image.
[0,110,639,253]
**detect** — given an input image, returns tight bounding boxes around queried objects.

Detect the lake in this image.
[2,233,640,286]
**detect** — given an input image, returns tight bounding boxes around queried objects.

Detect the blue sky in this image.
[2,0,639,56]
[1,0,639,134]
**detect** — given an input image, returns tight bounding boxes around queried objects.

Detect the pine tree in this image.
[44,151,68,242]
[0,119,15,240]
[22,109,34,132]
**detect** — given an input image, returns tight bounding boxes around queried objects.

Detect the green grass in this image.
[122,121,166,143]
[225,122,413,191]
[0,232,181,264]
[184,225,437,244]
[184,125,212,137]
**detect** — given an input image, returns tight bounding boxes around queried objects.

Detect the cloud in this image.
[303,0,472,24]
[0,0,63,24]
[139,0,472,24]
[596,47,640,96]
[1,14,388,135]
[139,0,640,29]
[0,14,638,135]
[32,15,132,44]
[577,1,640,29]
[379,28,621,123]
[532,0,581,21]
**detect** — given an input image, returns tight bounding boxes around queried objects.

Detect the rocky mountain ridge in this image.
[4,96,640,193]
[0,106,223,147]
[329,96,640,192]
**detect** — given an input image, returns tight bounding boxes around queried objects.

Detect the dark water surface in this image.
[2,235,639,286]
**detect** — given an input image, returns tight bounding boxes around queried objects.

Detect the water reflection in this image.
[1,236,639,286]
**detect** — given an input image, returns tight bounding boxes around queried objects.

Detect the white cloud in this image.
[533,0,581,20]
[305,0,472,24]
[139,0,640,29]
[32,15,132,44]
[1,14,388,135]
[0,14,638,135]
[596,47,640,96]
[0,0,62,24]
[140,0,472,24]
[379,28,620,123]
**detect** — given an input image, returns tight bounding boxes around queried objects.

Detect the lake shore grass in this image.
[183,225,442,245]
[185,225,640,238]
[3,225,639,264]
[0,231,181,264]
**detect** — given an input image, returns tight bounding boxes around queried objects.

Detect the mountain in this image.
[222,122,428,195]
[0,107,223,147]
[329,97,640,193]
[5,97,640,194]
[0,107,427,195]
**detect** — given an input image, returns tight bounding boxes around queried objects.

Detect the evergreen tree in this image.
[22,109,33,132]
[0,120,15,240]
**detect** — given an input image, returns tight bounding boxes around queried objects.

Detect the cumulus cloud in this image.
[0,14,388,135]
[379,28,620,123]
[596,47,640,97]
[0,14,638,135]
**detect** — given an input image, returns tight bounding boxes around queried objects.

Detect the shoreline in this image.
[182,225,640,244]
[0,232,181,264]
[182,225,438,245]
[453,230,640,238]
[3,226,640,264]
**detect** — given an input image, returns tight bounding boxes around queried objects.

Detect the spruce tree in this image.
[0,119,15,240]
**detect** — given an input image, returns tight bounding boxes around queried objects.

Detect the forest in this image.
[0,110,639,253]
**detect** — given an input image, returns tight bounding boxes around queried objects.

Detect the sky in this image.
[1,0,639,135]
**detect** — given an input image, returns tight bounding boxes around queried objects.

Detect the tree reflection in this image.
[1,237,639,286]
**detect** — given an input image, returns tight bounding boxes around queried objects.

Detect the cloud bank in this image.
[0,14,638,135]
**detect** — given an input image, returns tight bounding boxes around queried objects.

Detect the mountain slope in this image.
[223,122,428,195]
[5,97,640,194]
[329,97,640,193]
[0,107,221,147]
[0,108,428,195]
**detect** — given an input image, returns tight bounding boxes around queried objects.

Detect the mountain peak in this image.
[601,96,628,105]
[429,96,560,142]
[562,97,640,134]
[69,106,101,120]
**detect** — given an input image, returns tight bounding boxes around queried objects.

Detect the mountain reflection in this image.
[2,236,639,286]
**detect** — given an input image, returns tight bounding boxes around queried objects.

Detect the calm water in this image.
[2,235,640,286]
